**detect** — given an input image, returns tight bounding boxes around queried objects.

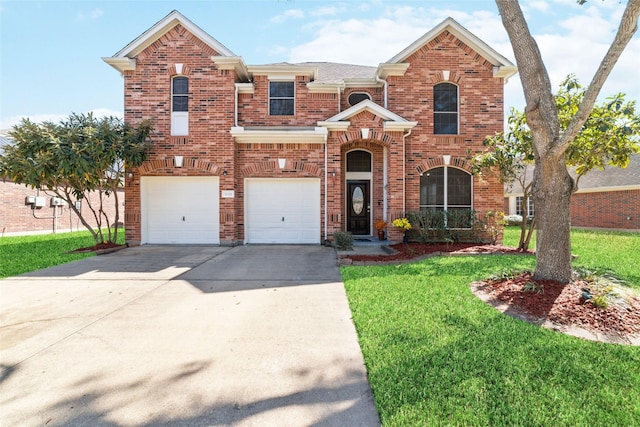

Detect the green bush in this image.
[333,231,353,250]
[406,209,478,243]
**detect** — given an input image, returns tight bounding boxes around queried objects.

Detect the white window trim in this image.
[268,80,295,116]
[171,76,189,136]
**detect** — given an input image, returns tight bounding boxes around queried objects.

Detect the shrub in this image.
[333,231,353,250]
[505,214,523,225]
[406,209,478,243]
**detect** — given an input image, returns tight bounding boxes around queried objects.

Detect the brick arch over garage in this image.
[415,157,473,174]
[137,158,223,175]
[240,160,321,177]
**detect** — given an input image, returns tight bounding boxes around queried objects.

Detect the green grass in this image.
[342,230,640,426]
[503,226,640,288]
[0,229,125,278]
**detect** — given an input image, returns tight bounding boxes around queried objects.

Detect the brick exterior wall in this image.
[122,24,236,245]
[570,189,640,230]
[0,181,123,236]
[505,189,640,231]
[117,21,507,245]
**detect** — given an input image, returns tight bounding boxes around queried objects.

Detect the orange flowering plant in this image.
[375,220,387,231]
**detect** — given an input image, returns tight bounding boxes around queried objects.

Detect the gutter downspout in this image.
[376,76,388,109]
[402,128,412,214]
[234,84,239,127]
[324,131,328,243]
[383,146,388,222]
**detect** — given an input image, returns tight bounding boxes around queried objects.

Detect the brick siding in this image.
[117,22,506,245]
[0,181,123,236]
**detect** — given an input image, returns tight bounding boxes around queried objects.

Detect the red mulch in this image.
[475,272,640,340]
[342,242,640,344]
[71,242,126,253]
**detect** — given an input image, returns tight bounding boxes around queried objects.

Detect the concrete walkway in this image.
[0,245,380,426]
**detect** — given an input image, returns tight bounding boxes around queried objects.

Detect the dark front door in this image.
[347,180,370,235]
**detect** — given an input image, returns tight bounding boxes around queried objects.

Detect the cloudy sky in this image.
[1,0,638,129]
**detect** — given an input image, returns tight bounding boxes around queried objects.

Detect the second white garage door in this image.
[245,178,320,244]
[141,176,220,244]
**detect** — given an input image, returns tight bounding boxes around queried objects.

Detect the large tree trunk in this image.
[496,0,640,283]
[532,154,574,282]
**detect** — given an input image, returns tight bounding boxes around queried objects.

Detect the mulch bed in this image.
[472,272,640,344]
[70,242,127,254]
[340,242,640,345]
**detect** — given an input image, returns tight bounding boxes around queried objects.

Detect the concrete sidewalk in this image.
[0,245,380,426]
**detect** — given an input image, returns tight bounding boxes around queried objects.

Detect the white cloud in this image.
[311,6,345,17]
[75,8,103,23]
[526,1,550,13]
[288,6,508,66]
[0,108,123,130]
[285,2,638,114]
[270,9,304,24]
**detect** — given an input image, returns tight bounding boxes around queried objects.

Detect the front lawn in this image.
[0,230,125,278]
[342,229,640,426]
[503,226,640,288]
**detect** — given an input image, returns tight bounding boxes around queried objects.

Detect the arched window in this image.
[348,92,371,106]
[433,83,458,134]
[420,166,472,225]
[346,150,372,172]
[171,76,189,135]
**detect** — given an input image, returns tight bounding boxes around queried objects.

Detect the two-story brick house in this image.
[103,10,516,246]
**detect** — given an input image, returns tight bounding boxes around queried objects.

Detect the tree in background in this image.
[0,113,153,245]
[495,0,640,282]
[473,75,640,251]
[473,108,535,251]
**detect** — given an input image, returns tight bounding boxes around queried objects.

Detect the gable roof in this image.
[380,17,517,80]
[103,10,236,73]
[318,99,418,132]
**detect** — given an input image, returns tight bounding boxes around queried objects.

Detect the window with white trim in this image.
[433,83,458,134]
[420,166,472,217]
[516,196,534,217]
[171,76,189,135]
[269,81,295,115]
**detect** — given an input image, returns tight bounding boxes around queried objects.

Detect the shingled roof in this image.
[297,62,377,84]
[506,153,640,195]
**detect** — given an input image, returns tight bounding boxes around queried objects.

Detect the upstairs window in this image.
[348,92,371,106]
[269,81,295,115]
[172,77,189,112]
[433,83,458,134]
[171,76,189,136]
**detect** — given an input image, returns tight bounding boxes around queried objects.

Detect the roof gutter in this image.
[375,76,388,109]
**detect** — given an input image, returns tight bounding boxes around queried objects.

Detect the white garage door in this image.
[141,176,219,244]
[245,178,320,244]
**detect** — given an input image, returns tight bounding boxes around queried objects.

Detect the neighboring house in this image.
[504,154,640,231]
[103,10,517,246]
[0,130,124,237]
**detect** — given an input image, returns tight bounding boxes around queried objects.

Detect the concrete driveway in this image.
[0,245,380,426]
